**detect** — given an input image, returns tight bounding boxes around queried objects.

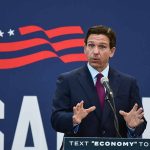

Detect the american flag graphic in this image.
[0,25,87,69]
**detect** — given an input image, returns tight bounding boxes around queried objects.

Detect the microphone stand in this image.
[105,92,122,138]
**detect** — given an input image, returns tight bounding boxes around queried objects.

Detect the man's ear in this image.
[110,47,116,58]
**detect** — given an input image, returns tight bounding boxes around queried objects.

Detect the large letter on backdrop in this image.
[12,96,48,150]
[0,100,4,150]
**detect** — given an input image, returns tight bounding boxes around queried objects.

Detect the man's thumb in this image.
[87,106,96,113]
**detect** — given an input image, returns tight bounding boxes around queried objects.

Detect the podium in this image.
[63,137,150,150]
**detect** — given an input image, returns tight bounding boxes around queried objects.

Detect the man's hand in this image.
[119,103,144,128]
[72,101,96,125]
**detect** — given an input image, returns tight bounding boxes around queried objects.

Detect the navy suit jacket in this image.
[51,65,147,137]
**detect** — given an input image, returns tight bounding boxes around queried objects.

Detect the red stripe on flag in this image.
[60,53,87,63]
[52,39,84,51]
[0,38,84,52]
[19,26,43,35]
[19,25,84,38]
[45,26,84,38]
[0,51,57,69]
[0,38,50,52]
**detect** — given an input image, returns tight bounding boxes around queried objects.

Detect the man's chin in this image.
[90,63,101,69]
[90,63,106,71]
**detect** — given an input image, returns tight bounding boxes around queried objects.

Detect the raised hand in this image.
[119,103,144,128]
[72,101,96,125]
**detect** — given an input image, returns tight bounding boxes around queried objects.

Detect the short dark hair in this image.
[84,25,116,48]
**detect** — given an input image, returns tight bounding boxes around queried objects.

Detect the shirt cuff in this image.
[127,125,136,138]
[73,124,80,134]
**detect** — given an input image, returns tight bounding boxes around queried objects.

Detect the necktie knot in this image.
[96,73,103,81]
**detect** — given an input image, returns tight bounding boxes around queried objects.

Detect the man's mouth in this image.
[92,58,100,61]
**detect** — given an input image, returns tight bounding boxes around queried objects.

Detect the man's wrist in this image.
[127,124,136,134]
[127,124,136,130]
[72,115,81,125]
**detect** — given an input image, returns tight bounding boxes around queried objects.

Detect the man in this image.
[51,25,147,139]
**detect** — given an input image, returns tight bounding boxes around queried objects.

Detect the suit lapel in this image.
[109,68,121,99]
[101,67,121,125]
[77,65,103,120]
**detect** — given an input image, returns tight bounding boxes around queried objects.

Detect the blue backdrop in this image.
[0,0,150,149]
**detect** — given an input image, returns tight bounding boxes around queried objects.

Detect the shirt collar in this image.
[87,63,109,81]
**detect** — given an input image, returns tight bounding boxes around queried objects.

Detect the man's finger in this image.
[86,106,96,114]
[80,100,84,109]
[73,106,77,114]
[132,103,138,111]
[139,119,144,125]
[138,112,144,119]
[137,107,143,114]
[76,103,80,111]
[119,110,127,117]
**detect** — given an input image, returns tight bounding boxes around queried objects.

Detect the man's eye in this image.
[88,44,95,47]
[99,45,107,49]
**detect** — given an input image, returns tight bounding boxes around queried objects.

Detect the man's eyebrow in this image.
[87,41,109,45]
[98,43,108,45]
[87,41,94,43]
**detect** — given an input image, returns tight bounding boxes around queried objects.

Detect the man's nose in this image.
[93,46,99,54]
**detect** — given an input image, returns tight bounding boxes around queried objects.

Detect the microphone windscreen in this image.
[100,76,109,84]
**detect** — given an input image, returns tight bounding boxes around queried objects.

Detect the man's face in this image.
[84,34,116,72]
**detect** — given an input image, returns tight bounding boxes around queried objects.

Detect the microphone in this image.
[100,77,113,99]
[101,76,121,137]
